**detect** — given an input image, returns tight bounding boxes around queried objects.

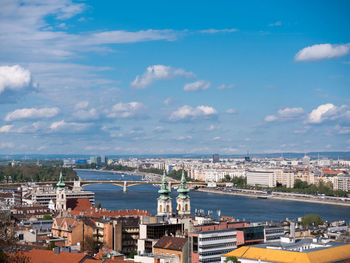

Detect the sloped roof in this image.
[24,249,92,263]
[154,236,188,251]
[66,198,93,212]
[224,243,350,263]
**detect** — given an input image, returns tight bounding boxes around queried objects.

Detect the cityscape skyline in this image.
[0,0,350,155]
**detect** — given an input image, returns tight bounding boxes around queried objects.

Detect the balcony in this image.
[199,237,236,246]
[199,245,236,253]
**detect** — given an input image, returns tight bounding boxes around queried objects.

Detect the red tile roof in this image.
[154,236,188,251]
[24,249,94,263]
[69,207,150,218]
[67,198,93,212]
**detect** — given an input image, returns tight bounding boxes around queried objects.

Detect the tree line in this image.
[0,164,77,183]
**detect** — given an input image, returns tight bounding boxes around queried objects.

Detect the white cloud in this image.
[226,109,237,114]
[0,1,180,62]
[265,107,304,122]
[163,97,173,105]
[200,28,238,34]
[218,84,235,90]
[184,80,210,91]
[0,125,14,133]
[5,107,59,121]
[213,136,221,141]
[169,105,217,121]
[75,101,89,110]
[73,108,99,121]
[307,103,350,124]
[130,65,194,89]
[50,120,90,132]
[0,65,35,94]
[222,147,238,153]
[269,21,282,27]
[295,43,350,61]
[107,102,146,118]
[153,126,169,133]
[207,124,219,131]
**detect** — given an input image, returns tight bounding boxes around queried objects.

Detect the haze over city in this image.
[0,0,349,155]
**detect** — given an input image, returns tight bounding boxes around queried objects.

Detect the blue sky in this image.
[0,0,349,155]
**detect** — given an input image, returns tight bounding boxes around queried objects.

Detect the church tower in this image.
[176,169,191,215]
[56,171,66,211]
[157,170,172,216]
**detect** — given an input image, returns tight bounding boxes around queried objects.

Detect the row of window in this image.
[200,235,236,242]
[199,242,236,249]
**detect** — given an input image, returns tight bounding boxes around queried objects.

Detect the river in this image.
[78,170,350,223]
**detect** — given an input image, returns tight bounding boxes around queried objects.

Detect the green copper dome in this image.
[177,169,189,199]
[158,170,171,200]
[56,171,65,190]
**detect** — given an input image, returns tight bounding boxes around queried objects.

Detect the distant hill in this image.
[0,151,350,160]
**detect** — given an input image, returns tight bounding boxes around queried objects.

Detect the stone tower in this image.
[56,171,66,211]
[157,170,172,216]
[176,169,191,215]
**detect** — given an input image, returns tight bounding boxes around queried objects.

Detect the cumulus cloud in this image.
[265,107,304,122]
[169,105,218,121]
[0,125,14,133]
[107,102,146,118]
[5,107,59,121]
[130,65,194,89]
[50,120,91,132]
[184,80,211,91]
[0,65,35,95]
[207,124,219,131]
[75,101,89,110]
[295,43,350,61]
[218,84,235,90]
[307,103,350,124]
[73,108,99,121]
[163,97,173,105]
[200,28,238,34]
[153,126,169,133]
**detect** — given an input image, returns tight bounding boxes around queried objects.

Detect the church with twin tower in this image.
[157,170,191,216]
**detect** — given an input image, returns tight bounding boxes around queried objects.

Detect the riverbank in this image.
[196,188,350,207]
[74,168,163,180]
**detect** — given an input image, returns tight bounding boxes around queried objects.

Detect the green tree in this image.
[301,214,324,227]
[96,202,102,209]
[294,179,308,189]
[42,214,52,220]
[224,256,241,263]
[224,174,231,182]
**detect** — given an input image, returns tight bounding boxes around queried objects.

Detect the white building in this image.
[246,169,276,187]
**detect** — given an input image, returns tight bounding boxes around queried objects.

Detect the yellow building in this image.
[222,239,350,263]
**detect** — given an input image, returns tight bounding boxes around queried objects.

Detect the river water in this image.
[78,170,350,223]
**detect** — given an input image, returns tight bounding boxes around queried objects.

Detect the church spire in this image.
[56,170,65,191]
[158,170,170,200]
[177,169,189,199]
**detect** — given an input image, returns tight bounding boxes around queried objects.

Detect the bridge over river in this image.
[0,180,225,192]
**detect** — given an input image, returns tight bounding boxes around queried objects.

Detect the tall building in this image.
[55,171,66,211]
[157,171,172,216]
[246,169,276,187]
[176,170,191,216]
[213,154,220,163]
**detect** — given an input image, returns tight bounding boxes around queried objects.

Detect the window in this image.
[193,236,198,253]
[18,234,24,240]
